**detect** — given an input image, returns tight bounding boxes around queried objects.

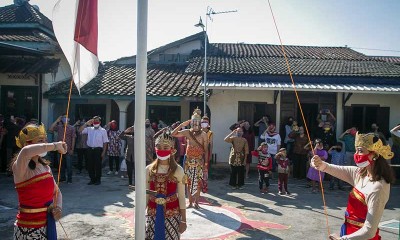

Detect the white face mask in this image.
[93,124,100,128]
[38,152,47,157]
[157,154,170,161]
[201,123,209,128]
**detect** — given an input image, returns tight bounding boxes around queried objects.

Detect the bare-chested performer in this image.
[172,108,208,209]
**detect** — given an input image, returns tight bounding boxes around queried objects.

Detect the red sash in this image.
[343,188,380,239]
[15,172,55,228]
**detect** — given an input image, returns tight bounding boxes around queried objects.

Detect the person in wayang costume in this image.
[11,123,67,240]
[171,108,208,209]
[201,116,213,193]
[145,131,187,240]
[312,132,395,240]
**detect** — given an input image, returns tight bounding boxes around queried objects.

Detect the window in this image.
[149,105,181,126]
[75,104,106,122]
[344,105,389,137]
[0,86,38,120]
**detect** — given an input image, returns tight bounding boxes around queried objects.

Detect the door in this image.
[1,86,38,121]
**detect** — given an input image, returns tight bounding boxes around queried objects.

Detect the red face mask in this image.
[110,122,117,130]
[155,149,172,160]
[354,153,374,168]
[93,121,100,125]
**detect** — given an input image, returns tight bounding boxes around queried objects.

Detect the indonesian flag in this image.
[52,0,99,93]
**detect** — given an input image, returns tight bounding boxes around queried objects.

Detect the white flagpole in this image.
[135,0,148,239]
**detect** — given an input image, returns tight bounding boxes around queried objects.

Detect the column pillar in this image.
[336,92,344,139]
[115,100,132,155]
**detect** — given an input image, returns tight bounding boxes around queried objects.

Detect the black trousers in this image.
[229,165,245,187]
[87,147,103,183]
[76,148,87,171]
[293,153,307,179]
[108,156,120,171]
[127,160,134,185]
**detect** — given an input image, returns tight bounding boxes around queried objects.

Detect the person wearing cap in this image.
[307,138,327,193]
[312,132,395,240]
[145,130,187,239]
[10,123,67,239]
[275,148,290,195]
[49,115,76,183]
[79,116,109,185]
[105,120,122,176]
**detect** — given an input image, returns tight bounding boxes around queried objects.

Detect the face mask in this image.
[349,130,357,136]
[324,127,330,131]
[62,117,69,124]
[336,148,342,152]
[354,153,373,168]
[261,148,268,154]
[145,124,150,128]
[201,123,208,128]
[237,133,243,137]
[39,152,47,157]
[155,149,172,161]
[93,124,100,128]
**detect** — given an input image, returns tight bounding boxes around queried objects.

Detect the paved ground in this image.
[0,164,399,240]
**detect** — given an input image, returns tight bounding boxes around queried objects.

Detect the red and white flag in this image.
[52,0,99,93]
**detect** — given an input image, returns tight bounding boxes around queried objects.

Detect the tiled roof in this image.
[186,56,400,77]
[0,29,56,43]
[148,32,204,57]
[208,43,370,60]
[0,2,53,31]
[0,56,59,73]
[44,64,203,97]
[207,79,400,93]
[370,56,400,64]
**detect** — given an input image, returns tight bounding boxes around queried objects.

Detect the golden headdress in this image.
[355,132,393,160]
[191,107,202,121]
[155,130,175,148]
[16,123,47,148]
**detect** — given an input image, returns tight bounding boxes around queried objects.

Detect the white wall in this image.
[208,89,275,163]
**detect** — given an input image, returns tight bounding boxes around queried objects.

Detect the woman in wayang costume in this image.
[145,130,187,240]
[11,123,67,240]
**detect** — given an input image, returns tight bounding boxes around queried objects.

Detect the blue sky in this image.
[3,0,400,61]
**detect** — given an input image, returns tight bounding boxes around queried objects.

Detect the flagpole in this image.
[135,0,148,239]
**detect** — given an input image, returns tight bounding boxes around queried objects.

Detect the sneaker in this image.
[286,191,290,195]
[114,171,119,175]
[107,171,112,175]
[121,175,124,178]
[278,191,282,195]
[231,186,237,190]
[238,186,244,190]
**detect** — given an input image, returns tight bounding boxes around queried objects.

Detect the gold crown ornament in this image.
[191,107,202,121]
[355,132,393,160]
[155,131,175,148]
[16,123,47,148]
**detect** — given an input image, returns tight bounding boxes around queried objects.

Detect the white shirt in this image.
[82,126,109,148]
[262,134,281,155]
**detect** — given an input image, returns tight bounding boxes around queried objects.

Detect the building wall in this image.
[209,90,400,163]
[208,89,275,163]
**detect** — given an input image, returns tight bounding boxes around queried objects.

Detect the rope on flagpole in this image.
[266,0,331,238]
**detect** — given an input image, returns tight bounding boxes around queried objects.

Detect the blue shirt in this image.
[339,134,355,153]
[330,150,346,166]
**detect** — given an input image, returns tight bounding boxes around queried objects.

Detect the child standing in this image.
[275,148,290,195]
[254,142,272,194]
[307,139,327,193]
[328,142,346,190]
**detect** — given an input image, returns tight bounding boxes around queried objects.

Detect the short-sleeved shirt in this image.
[339,134,355,153]
[262,133,281,155]
[53,124,76,152]
[82,127,109,148]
